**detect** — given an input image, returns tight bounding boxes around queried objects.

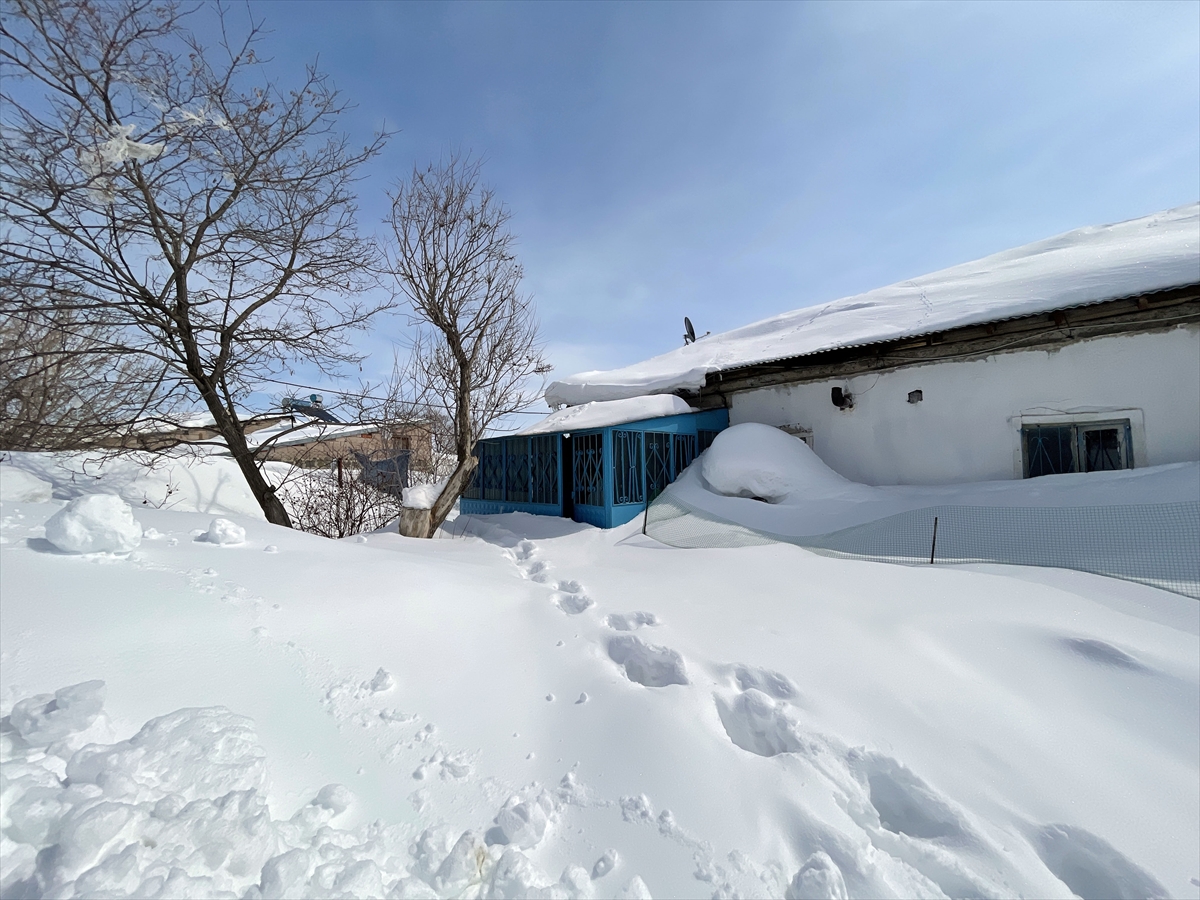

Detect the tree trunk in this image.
[202,392,293,527]
[425,454,477,537]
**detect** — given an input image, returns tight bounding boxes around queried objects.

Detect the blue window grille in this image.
[1022,420,1133,478]
[645,432,671,502]
[672,433,697,478]
[573,433,604,506]
[505,438,530,502]
[530,435,559,505]
[698,429,720,452]
[612,430,644,505]
[481,441,505,500]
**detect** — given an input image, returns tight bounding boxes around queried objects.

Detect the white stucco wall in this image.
[729,325,1200,485]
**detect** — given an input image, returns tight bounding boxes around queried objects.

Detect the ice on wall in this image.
[43,494,143,553]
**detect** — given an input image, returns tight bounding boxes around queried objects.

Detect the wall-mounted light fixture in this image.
[907,390,923,404]
[831,387,854,410]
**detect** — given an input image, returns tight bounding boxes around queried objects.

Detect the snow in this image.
[701,422,831,502]
[44,494,143,554]
[403,480,447,510]
[546,203,1200,407]
[201,517,248,546]
[522,396,697,433]
[678,423,1200,536]
[2,449,1197,899]
[0,466,52,503]
[1,450,291,520]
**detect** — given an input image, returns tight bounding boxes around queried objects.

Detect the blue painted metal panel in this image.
[458,407,729,528]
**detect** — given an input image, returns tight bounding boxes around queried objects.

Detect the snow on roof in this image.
[547,203,1200,407]
[517,395,697,436]
[245,420,382,449]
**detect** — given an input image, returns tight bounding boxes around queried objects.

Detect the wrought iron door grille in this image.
[672,433,697,478]
[504,438,530,503]
[612,430,644,505]
[481,441,505,501]
[573,433,604,507]
[645,432,671,502]
[698,430,720,453]
[530,435,559,505]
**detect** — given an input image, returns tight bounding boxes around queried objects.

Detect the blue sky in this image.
[243,0,1199,411]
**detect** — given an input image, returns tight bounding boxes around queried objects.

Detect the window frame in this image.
[1021,418,1134,478]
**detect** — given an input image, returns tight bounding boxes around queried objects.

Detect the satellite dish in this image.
[683,316,697,345]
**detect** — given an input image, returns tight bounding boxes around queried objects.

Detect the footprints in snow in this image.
[1033,823,1170,900]
[505,540,595,615]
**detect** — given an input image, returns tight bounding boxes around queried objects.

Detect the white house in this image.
[547,204,1200,486]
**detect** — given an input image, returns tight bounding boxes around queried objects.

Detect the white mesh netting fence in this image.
[645,491,1200,600]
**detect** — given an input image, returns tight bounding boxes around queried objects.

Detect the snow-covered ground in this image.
[2,452,1197,899]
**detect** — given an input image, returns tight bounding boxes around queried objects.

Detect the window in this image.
[573,433,604,506]
[612,430,644,505]
[1022,420,1133,478]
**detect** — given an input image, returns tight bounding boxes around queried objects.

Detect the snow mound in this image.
[43,494,142,553]
[66,705,268,804]
[607,635,688,687]
[200,517,246,545]
[785,852,848,900]
[404,480,446,510]
[9,680,106,746]
[0,466,53,503]
[702,423,846,502]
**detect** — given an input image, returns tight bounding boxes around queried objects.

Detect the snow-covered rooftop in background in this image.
[547,203,1200,407]
[517,395,697,436]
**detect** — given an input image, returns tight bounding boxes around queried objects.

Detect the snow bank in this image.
[403,480,446,510]
[522,395,697,434]
[1,451,1196,899]
[2,450,289,520]
[701,423,847,502]
[0,466,52,503]
[679,425,1200,537]
[547,203,1200,406]
[0,682,653,900]
[44,494,142,553]
[9,681,106,746]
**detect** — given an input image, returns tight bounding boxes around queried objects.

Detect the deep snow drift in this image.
[2,451,1197,899]
[688,423,1200,536]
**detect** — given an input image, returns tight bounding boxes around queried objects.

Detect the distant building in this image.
[547,204,1200,487]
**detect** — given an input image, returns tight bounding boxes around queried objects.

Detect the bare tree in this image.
[0,296,171,450]
[385,156,549,536]
[281,464,400,540]
[0,0,390,526]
